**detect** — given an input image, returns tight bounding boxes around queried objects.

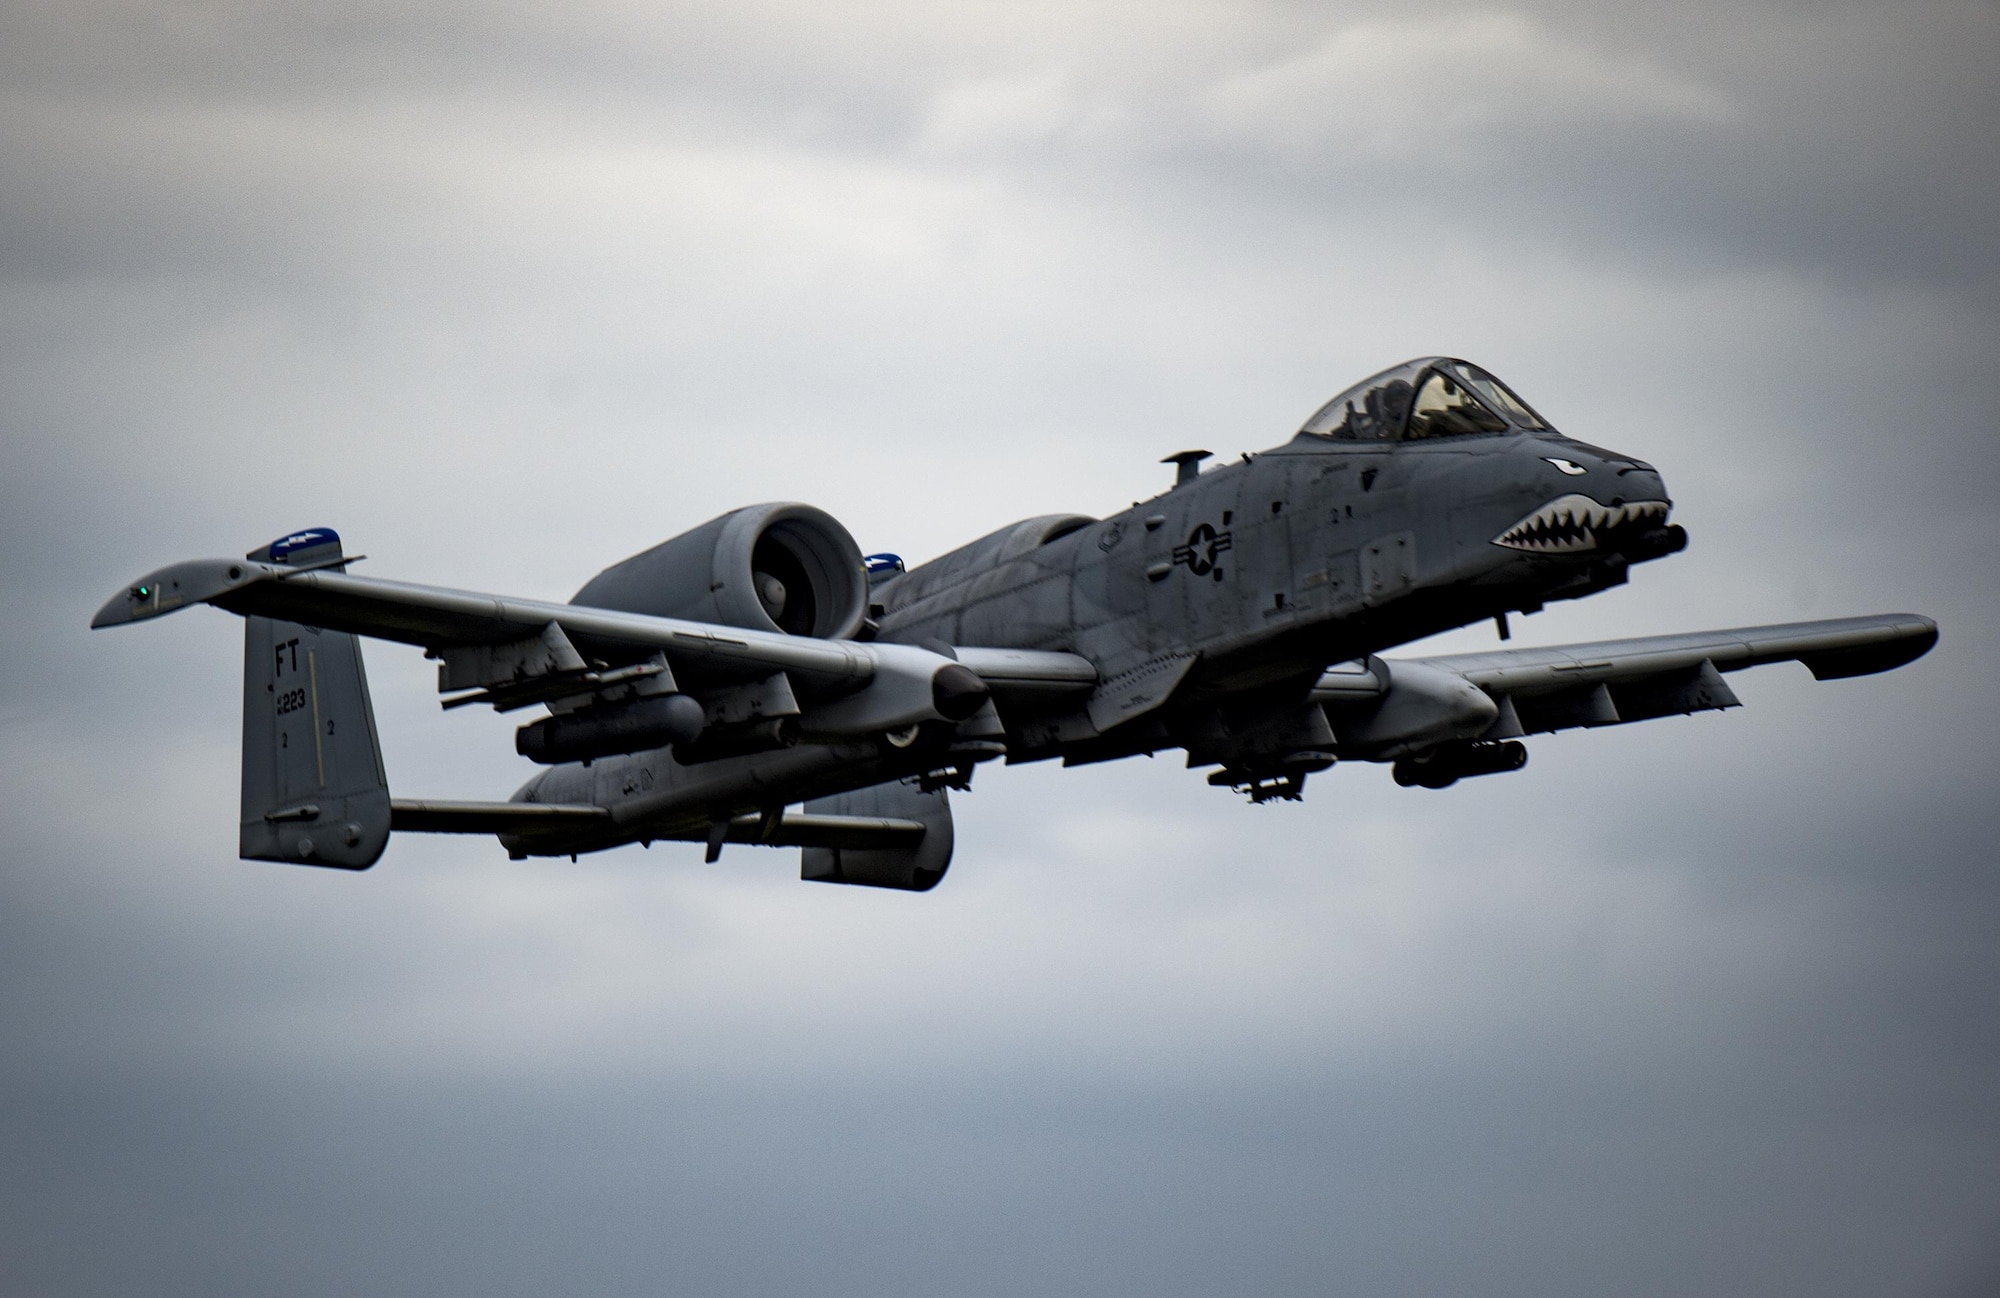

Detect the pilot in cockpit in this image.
[1300,358,1551,442]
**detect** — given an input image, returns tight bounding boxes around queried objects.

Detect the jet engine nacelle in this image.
[571,503,869,639]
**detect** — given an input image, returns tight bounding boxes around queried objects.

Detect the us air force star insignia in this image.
[1172,523,1232,580]
[1544,457,1587,476]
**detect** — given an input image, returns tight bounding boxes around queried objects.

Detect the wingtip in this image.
[90,584,158,629]
[1907,614,1940,658]
[1882,613,1940,656]
[1801,613,1940,680]
[89,557,270,630]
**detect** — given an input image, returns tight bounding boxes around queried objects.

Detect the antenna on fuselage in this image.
[1162,449,1211,487]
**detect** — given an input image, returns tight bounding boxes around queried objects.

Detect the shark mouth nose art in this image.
[1493,494,1671,554]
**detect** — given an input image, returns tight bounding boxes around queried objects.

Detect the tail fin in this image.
[800,779,954,891]
[237,530,391,870]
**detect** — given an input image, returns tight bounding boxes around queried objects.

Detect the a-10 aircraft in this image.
[95,358,1937,890]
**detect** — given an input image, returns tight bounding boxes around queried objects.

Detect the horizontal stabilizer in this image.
[707,812,927,851]
[388,800,924,853]
[389,800,610,834]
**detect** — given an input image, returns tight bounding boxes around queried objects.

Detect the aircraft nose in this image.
[1537,445,1658,490]
[1596,454,1685,561]
[1495,441,1685,561]
[1535,441,1670,505]
[1608,456,1667,502]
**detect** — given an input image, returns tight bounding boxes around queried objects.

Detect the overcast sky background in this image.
[3,2,1997,1294]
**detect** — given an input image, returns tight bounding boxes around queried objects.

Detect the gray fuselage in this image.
[872,424,1672,764]
[521,415,1674,850]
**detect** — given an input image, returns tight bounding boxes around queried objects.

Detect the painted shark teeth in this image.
[1491,494,1670,554]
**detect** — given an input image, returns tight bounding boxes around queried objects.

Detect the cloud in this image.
[1201,11,1734,161]
[915,74,1098,154]
[1,0,1997,1293]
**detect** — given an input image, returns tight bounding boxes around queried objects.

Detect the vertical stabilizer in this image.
[237,530,391,869]
[801,779,954,891]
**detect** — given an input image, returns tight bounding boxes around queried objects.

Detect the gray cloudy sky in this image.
[3,2,1998,1294]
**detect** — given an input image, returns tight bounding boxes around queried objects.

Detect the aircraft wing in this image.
[96,559,882,687]
[1397,613,1937,737]
[91,556,1097,717]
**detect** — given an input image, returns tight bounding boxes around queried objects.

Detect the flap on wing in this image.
[1087,651,1200,732]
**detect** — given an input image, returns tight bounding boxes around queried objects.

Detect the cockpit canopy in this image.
[1297,357,1551,442]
